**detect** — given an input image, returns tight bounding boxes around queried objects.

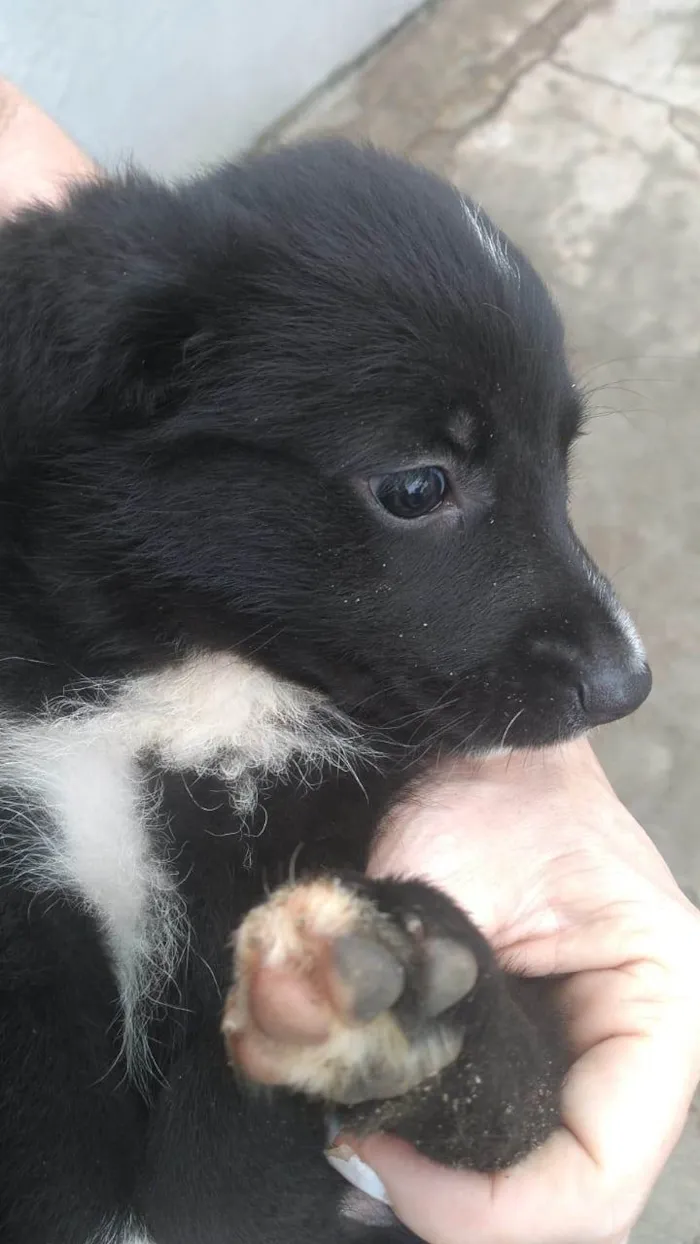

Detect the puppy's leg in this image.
[222,873,567,1171]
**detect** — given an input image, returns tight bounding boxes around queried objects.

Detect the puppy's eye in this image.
[371,467,447,520]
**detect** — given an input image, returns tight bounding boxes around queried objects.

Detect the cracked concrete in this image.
[264,2,700,1239]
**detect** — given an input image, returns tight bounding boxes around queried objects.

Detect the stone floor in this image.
[265,3,700,1239]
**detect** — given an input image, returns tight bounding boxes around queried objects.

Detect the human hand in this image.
[358,738,700,1244]
[0,78,93,215]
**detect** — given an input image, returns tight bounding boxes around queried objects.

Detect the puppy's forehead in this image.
[247,142,534,311]
[230,145,575,458]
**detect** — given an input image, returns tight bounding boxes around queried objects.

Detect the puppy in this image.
[0,140,650,1244]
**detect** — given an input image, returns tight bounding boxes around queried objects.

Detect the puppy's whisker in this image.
[405,697,462,746]
[288,841,305,885]
[0,655,52,665]
[408,706,486,766]
[574,352,688,384]
[500,708,525,749]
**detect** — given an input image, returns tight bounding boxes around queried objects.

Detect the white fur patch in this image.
[460,196,519,282]
[0,650,368,1091]
[91,1218,154,1244]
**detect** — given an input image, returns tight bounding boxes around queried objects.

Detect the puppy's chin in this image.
[331,668,588,759]
[449,716,587,759]
[404,702,587,759]
[473,694,588,754]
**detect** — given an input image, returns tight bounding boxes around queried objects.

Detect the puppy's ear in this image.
[106,246,261,428]
[107,277,207,410]
[0,176,256,469]
[0,274,214,478]
[104,202,262,412]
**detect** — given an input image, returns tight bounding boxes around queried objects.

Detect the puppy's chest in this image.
[0,651,376,1084]
[156,766,377,963]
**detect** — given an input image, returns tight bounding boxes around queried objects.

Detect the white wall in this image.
[0,0,420,177]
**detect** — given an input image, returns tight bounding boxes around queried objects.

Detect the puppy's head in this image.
[6,141,650,751]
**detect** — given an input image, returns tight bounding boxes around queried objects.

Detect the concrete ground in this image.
[265,2,700,1239]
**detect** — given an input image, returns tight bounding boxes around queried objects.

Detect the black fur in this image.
[0,141,649,1243]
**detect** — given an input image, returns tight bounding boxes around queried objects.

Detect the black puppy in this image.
[0,141,650,1244]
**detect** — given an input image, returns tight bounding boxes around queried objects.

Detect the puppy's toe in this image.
[422,937,479,1018]
[331,934,405,1022]
[248,965,333,1044]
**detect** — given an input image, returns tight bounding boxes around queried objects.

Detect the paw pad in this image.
[221,876,479,1106]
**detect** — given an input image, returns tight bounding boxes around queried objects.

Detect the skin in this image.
[361,740,700,1244]
[1,77,698,1244]
[0,80,94,213]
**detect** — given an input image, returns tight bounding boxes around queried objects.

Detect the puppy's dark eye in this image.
[371,468,447,520]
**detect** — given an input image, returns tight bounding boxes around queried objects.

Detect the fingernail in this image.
[325,1143,392,1205]
[324,1115,391,1205]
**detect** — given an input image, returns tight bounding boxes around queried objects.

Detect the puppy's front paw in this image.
[222,873,566,1171]
[221,873,479,1106]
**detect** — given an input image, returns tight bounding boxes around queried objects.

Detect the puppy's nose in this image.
[578,658,652,726]
[529,631,652,727]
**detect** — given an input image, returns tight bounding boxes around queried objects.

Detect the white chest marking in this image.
[0,650,365,1089]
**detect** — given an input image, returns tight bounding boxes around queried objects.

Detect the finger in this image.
[356,1025,696,1244]
[0,80,95,215]
[558,1027,695,1192]
[356,1129,627,1244]
[355,1130,599,1244]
